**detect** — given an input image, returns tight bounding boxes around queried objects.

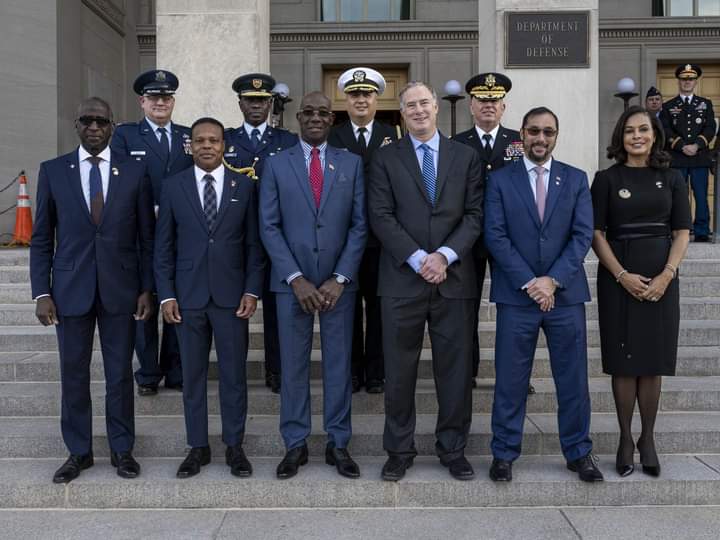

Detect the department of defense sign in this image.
[505,11,590,68]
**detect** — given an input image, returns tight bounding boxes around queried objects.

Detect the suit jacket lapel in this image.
[511,162,541,229]
[167,126,186,168]
[66,151,95,226]
[435,136,453,201]
[180,169,209,232]
[367,123,385,151]
[99,155,121,227]
[318,147,339,215]
[397,136,429,205]
[541,162,564,228]
[213,168,239,229]
[140,118,166,160]
[288,145,318,214]
[337,123,361,154]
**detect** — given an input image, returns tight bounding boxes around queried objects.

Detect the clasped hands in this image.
[681,143,699,157]
[418,252,448,284]
[527,276,556,312]
[618,269,672,303]
[291,276,344,314]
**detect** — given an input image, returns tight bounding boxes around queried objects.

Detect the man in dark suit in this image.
[328,67,398,394]
[660,63,717,242]
[484,106,602,483]
[111,69,193,396]
[259,91,367,479]
[368,82,483,481]
[155,117,265,479]
[453,73,525,390]
[224,73,298,394]
[645,86,663,118]
[30,97,154,483]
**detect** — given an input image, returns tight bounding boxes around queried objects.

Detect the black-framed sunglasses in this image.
[77,116,112,127]
[524,127,557,137]
[299,108,332,119]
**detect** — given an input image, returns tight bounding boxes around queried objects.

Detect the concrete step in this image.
[1,411,719,458]
[5,275,720,303]
[1,454,718,509]
[2,377,719,417]
[4,297,720,325]
[1,319,718,352]
[3,346,720,383]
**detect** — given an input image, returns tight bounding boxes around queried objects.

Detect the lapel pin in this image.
[329,163,335,171]
[555,180,560,185]
[112,167,119,176]
[656,181,663,188]
[231,180,237,187]
[70,164,75,169]
[228,146,235,153]
[619,188,631,199]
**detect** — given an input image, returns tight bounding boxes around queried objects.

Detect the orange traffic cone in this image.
[11,171,32,246]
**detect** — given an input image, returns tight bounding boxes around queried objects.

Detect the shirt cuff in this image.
[521,277,537,290]
[160,297,176,305]
[244,293,259,299]
[436,246,458,266]
[333,273,351,283]
[33,294,51,301]
[286,272,303,284]
[406,249,429,273]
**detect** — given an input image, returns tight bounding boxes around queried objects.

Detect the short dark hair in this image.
[77,96,113,120]
[606,105,670,169]
[191,117,225,139]
[521,106,559,131]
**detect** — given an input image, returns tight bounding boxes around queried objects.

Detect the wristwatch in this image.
[335,275,347,285]
[550,277,561,288]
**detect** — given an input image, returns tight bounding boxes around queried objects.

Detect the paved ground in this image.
[1,506,718,539]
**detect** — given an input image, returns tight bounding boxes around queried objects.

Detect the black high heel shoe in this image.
[615,438,635,477]
[637,437,661,477]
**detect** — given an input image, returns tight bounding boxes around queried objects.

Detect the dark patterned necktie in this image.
[251,128,261,150]
[357,127,368,155]
[87,156,104,225]
[482,133,492,159]
[157,127,170,167]
[203,174,217,230]
[309,147,323,208]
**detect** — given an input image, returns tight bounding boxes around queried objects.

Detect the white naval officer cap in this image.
[337,67,386,95]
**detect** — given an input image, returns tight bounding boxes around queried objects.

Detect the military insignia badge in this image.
[156,71,166,82]
[504,141,524,160]
[182,134,192,155]
[228,146,235,153]
[656,181,663,189]
[353,70,366,83]
[252,79,262,89]
[231,180,237,187]
[484,73,496,87]
[619,188,631,199]
[381,136,393,147]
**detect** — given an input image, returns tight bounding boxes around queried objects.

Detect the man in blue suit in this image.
[112,69,193,396]
[30,97,155,483]
[259,91,367,479]
[155,117,265,479]
[484,106,603,483]
[225,73,298,394]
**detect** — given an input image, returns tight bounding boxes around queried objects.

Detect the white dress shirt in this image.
[351,119,374,145]
[78,145,111,210]
[244,121,267,139]
[194,164,224,211]
[144,117,173,150]
[523,156,552,202]
[474,124,500,148]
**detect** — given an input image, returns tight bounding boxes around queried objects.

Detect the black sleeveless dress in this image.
[591,164,691,376]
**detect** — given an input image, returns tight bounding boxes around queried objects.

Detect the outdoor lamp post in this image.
[614,77,639,111]
[272,82,292,128]
[441,79,465,137]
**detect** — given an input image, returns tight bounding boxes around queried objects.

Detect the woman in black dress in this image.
[591,106,691,478]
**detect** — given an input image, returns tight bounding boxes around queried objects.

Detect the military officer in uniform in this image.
[112,69,193,396]
[225,73,298,393]
[645,86,663,118]
[453,73,528,390]
[328,67,398,394]
[660,64,717,242]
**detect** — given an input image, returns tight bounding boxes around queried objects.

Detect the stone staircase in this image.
[1,246,719,509]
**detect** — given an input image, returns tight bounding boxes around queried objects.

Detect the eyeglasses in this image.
[78,116,112,127]
[300,109,332,119]
[524,127,557,137]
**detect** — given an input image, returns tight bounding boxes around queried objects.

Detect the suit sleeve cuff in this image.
[521,278,537,290]
[406,249,429,273]
[436,246,458,266]
[286,272,303,284]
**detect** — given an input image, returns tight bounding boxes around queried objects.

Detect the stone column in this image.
[481,0,599,175]
[156,0,270,127]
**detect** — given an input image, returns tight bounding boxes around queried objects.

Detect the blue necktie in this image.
[157,127,170,168]
[203,174,217,230]
[420,143,436,205]
[88,156,103,225]
[251,128,261,150]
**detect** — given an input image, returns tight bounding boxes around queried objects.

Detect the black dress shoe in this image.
[444,456,475,480]
[567,453,604,482]
[325,446,360,478]
[111,451,141,478]
[351,376,362,394]
[527,383,535,395]
[489,458,512,482]
[226,444,252,477]
[381,456,413,481]
[365,380,384,394]
[176,446,211,478]
[276,445,308,479]
[164,382,183,391]
[265,371,281,393]
[53,453,94,484]
[694,235,710,243]
[137,384,158,397]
